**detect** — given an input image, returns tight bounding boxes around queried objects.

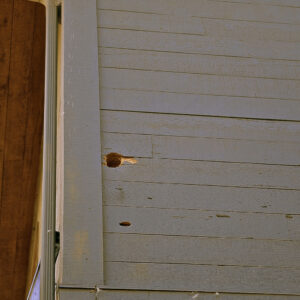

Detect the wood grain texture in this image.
[104,262,300,294]
[101,68,300,101]
[98,29,300,61]
[101,111,300,143]
[58,289,300,299]
[0,1,45,299]
[98,0,300,24]
[103,180,300,214]
[104,233,300,267]
[104,206,300,240]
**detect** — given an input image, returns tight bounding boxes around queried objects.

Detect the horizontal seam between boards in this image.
[105,260,300,269]
[100,66,300,82]
[103,204,300,216]
[102,131,300,144]
[98,26,205,37]
[100,108,300,122]
[97,8,300,25]
[99,45,300,63]
[104,231,300,242]
[99,86,300,103]
[102,155,300,167]
[58,285,300,295]
[103,179,300,192]
[207,0,300,9]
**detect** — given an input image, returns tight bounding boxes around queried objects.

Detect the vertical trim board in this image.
[61,0,103,287]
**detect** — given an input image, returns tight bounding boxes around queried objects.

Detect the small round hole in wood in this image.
[119,221,131,227]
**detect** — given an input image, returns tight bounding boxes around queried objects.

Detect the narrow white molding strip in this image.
[40,0,58,299]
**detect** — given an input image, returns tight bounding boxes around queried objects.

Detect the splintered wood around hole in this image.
[104,152,137,168]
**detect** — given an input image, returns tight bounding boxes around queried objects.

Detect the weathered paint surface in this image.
[95,0,300,296]
[59,0,300,298]
[57,0,103,288]
[58,289,300,300]
[96,0,300,296]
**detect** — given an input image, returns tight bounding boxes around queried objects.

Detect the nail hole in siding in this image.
[119,221,131,227]
[216,214,230,218]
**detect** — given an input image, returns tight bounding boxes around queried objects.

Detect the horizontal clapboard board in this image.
[104,233,300,267]
[101,111,300,142]
[97,0,300,25]
[103,180,300,214]
[100,88,300,121]
[104,205,300,240]
[102,132,300,165]
[98,29,300,61]
[104,262,300,294]
[99,48,300,80]
[98,10,300,43]
[100,68,300,101]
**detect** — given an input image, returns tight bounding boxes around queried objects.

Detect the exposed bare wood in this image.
[0,1,45,299]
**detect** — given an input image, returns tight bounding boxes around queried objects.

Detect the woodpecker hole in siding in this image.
[104,152,137,168]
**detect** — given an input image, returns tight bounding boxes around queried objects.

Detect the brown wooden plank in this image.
[0,1,45,299]
[0,0,14,232]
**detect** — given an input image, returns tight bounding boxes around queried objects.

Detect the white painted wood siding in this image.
[97,0,300,297]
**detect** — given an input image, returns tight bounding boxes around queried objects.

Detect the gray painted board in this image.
[104,233,300,267]
[103,158,300,189]
[98,10,205,35]
[101,111,300,142]
[101,68,300,100]
[58,289,300,300]
[60,0,103,287]
[98,10,300,43]
[208,0,300,8]
[100,88,300,121]
[100,48,300,80]
[104,262,300,294]
[97,0,300,296]
[98,29,300,61]
[103,180,300,214]
[102,132,300,165]
[97,0,300,25]
[104,206,300,240]
[102,133,152,158]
